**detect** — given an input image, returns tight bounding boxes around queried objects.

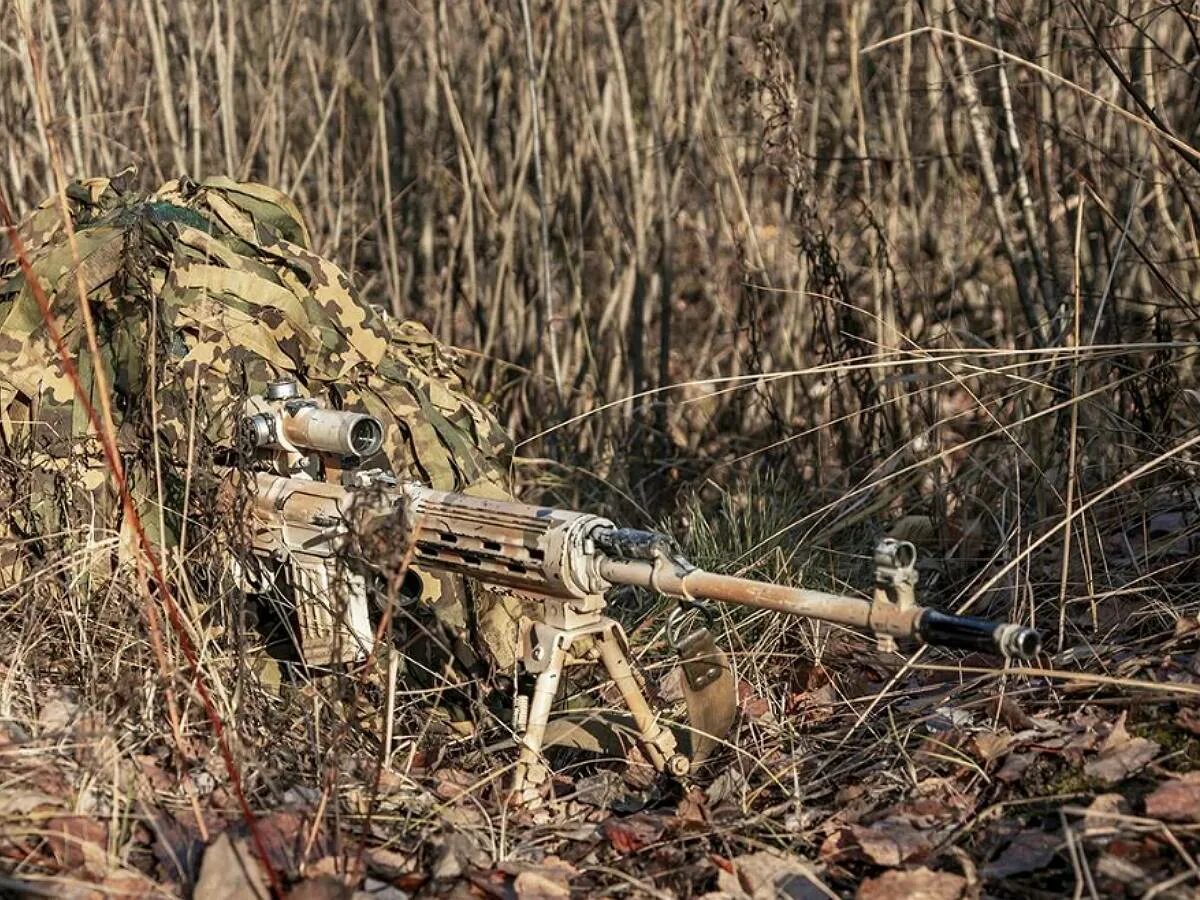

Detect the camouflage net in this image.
[0,172,528,672]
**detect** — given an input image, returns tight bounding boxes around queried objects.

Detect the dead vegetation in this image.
[2,0,1200,897]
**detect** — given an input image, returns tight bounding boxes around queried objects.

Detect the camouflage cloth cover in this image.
[0,172,529,671]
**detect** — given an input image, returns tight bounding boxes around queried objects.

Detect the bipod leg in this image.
[511,633,570,806]
[596,622,689,778]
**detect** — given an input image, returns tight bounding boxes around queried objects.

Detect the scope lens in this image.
[238,414,274,451]
[349,417,383,456]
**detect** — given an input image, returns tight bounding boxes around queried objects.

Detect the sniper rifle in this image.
[233,379,1040,802]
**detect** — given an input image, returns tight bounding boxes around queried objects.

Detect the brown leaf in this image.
[717,850,827,899]
[887,514,938,547]
[134,754,175,793]
[253,810,329,879]
[856,867,966,900]
[148,812,204,886]
[818,827,856,863]
[675,786,710,828]
[98,869,161,897]
[432,767,480,801]
[37,696,77,733]
[1094,837,1168,893]
[511,858,575,900]
[621,744,658,790]
[602,813,666,854]
[1083,793,1127,835]
[195,833,270,900]
[0,790,61,817]
[1176,706,1200,736]
[1083,714,1159,785]
[364,846,418,880]
[658,666,684,703]
[286,875,352,900]
[431,832,486,881]
[971,730,1015,762]
[982,829,1059,880]
[706,765,748,806]
[994,752,1036,783]
[984,695,1037,731]
[305,855,363,884]
[738,681,772,721]
[1144,773,1200,822]
[46,815,108,876]
[849,820,932,867]
[513,870,570,900]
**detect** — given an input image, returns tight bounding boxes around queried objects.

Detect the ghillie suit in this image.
[0,172,528,692]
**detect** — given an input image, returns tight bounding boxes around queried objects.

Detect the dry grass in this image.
[3,0,1200,897]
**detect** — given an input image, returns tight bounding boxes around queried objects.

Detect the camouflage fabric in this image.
[0,172,526,670]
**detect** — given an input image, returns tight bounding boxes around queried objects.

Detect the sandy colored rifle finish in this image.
[237,383,1040,803]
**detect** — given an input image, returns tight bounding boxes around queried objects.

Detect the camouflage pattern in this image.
[0,172,526,671]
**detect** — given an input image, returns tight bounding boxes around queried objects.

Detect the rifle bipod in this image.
[509,596,689,806]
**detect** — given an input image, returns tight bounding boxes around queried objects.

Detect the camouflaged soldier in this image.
[0,172,534,688]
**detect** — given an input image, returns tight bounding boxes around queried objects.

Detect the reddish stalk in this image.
[0,193,284,898]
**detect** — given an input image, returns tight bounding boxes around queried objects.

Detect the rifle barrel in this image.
[596,558,1040,660]
[597,558,883,630]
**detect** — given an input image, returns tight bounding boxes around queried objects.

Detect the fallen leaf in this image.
[602,814,666,854]
[1083,793,1127,835]
[432,767,480,801]
[148,812,205,886]
[1093,836,1171,895]
[676,786,710,828]
[836,784,868,804]
[252,810,329,879]
[717,850,827,899]
[46,816,108,876]
[706,766,747,806]
[982,829,1059,880]
[659,666,684,703]
[621,744,658,790]
[305,855,363,884]
[1083,714,1159,785]
[194,833,270,900]
[513,869,570,900]
[856,867,966,900]
[994,752,1036,783]
[430,832,486,881]
[885,794,966,830]
[1176,706,1200,735]
[364,846,417,879]
[573,771,627,809]
[1094,853,1151,894]
[38,697,77,733]
[887,514,938,547]
[984,695,1037,730]
[818,828,856,863]
[849,820,932,867]
[972,730,1015,762]
[1144,773,1200,822]
[738,681,772,721]
[287,875,352,900]
[510,858,576,900]
[358,878,410,900]
[98,869,161,897]
[0,790,60,817]
[928,706,974,732]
